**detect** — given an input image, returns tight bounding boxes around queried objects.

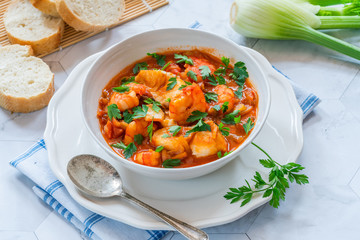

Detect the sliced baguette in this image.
[4,0,64,56]
[0,45,54,113]
[30,0,60,17]
[56,0,125,32]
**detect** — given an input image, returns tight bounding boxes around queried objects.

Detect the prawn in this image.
[108,91,139,112]
[152,127,191,160]
[208,85,236,115]
[169,84,207,125]
[188,121,227,157]
[123,119,151,145]
[134,150,161,167]
[135,70,185,106]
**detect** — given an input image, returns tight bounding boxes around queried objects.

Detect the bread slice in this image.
[56,0,125,32]
[0,45,54,113]
[30,0,60,17]
[4,0,64,56]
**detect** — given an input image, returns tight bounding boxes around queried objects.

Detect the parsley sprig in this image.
[111,141,137,159]
[107,104,121,120]
[133,62,148,74]
[166,77,177,91]
[230,61,248,86]
[147,53,166,66]
[224,142,309,208]
[185,119,211,137]
[174,54,193,65]
[204,92,218,103]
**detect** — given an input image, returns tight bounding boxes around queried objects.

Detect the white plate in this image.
[44,48,303,230]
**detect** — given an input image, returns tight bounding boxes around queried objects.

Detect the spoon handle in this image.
[120,192,208,240]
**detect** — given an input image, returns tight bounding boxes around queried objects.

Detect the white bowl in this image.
[81,28,270,180]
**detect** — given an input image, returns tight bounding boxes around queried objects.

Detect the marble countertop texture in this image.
[1,0,360,239]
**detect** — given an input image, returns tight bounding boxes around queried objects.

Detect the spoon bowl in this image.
[67,154,209,240]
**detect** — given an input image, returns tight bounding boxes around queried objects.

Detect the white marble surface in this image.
[1,0,360,239]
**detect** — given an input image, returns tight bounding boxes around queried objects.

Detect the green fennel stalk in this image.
[230,0,360,60]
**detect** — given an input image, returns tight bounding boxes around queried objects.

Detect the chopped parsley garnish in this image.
[132,105,148,119]
[179,81,192,90]
[166,77,177,91]
[224,142,309,208]
[234,87,243,99]
[165,98,171,103]
[207,75,218,86]
[204,92,218,103]
[162,133,171,138]
[107,104,121,120]
[187,70,197,81]
[123,110,133,123]
[112,85,130,93]
[230,61,248,86]
[144,98,162,113]
[111,141,127,149]
[123,142,137,159]
[134,134,144,145]
[169,125,181,136]
[212,105,221,111]
[221,102,229,113]
[174,54,193,65]
[161,62,171,71]
[121,76,135,85]
[186,111,208,122]
[243,118,255,134]
[133,62,148,74]
[217,151,232,158]
[221,56,230,69]
[185,119,211,137]
[216,75,226,85]
[147,52,166,66]
[155,146,164,152]
[221,110,241,125]
[218,123,230,136]
[214,68,226,76]
[199,65,211,79]
[163,159,181,168]
[147,118,154,140]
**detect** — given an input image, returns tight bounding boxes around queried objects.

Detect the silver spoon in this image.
[67,154,209,240]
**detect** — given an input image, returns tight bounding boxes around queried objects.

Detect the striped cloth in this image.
[9,22,320,240]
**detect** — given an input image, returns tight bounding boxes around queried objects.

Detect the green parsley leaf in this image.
[134,134,144,145]
[162,133,171,138]
[111,142,127,149]
[133,105,149,119]
[165,98,171,103]
[207,75,218,86]
[186,111,208,122]
[204,92,218,103]
[121,76,135,85]
[169,125,181,136]
[162,159,181,168]
[221,56,230,68]
[144,98,162,113]
[133,62,148,74]
[217,150,233,158]
[221,102,229,113]
[199,65,211,79]
[147,53,166,66]
[112,85,130,93]
[218,123,230,136]
[212,105,221,111]
[107,104,121,120]
[243,118,255,135]
[224,142,309,208]
[234,87,243,99]
[155,146,164,152]
[185,119,211,137]
[124,142,137,159]
[123,110,133,124]
[166,77,177,91]
[187,70,197,81]
[174,54,193,65]
[216,75,226,85]
[147,118,154,140]
[161,62,171,71]
[214,67,226,76]
[221,110,241,125]
[230,61,248,87]
[179,81,192,90]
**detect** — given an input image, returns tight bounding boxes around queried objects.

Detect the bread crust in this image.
[4,0,65,56]
[30,0,59,17]
[56,0,125,32]
[0,76,54,113]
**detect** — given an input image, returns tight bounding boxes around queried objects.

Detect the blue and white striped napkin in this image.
[9,22,320,240]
